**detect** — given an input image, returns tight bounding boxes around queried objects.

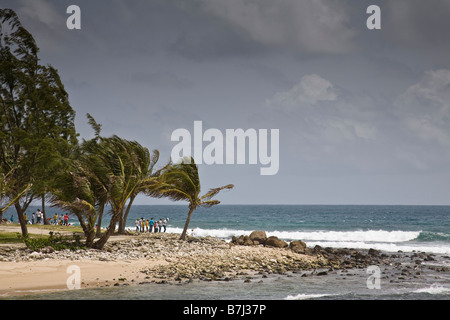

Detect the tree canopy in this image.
[153,157,234,240]
[0,8,77,236]
[0,9,234,249]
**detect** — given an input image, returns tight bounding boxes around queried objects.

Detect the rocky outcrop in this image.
[265,236,288,248]
[249,230,267,244]
[231,231,288,248]
[289,240,307,254]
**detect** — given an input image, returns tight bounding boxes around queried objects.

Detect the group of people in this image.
[22,209,70,226]
[136,217,168,233]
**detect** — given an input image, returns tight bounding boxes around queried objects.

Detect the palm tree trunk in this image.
[93,210,120,250]
[95,202,105,238]
[118,195,135,234]
[180,205,195,241]
[85,228,96,248]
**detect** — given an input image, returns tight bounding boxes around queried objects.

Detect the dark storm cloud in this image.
[2,0,450,204]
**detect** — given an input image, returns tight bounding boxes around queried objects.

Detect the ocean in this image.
[6,204,450,300]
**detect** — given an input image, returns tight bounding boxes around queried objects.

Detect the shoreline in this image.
[1,229,448,299]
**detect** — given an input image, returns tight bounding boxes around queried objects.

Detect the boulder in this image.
[265,236,288,248]
[243,235,254,246]
[41,246,55,254]
[289,240,307,254]
[249,231,267,244]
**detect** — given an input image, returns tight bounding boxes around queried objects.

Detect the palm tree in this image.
[81,135,137,248]
[50,151,108,248]
[51,135,135,249]
[153,157,234,240]
[51,114,164,248]
[68,134,161,248]
[117,142,165,234]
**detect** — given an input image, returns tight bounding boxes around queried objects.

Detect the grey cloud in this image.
[129,71,194,90]
[395,69,450,151]
[197,0,358,54]
[385,0,450,48]
[264,68,450,175]
[266,74,337,109]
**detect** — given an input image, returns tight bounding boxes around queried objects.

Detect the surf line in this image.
[171,120,280,175]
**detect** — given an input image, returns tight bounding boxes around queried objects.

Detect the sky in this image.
[3,0,450,205]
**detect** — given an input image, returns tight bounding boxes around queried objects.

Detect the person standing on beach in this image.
[135,219,140,232]
[162,218,167,232]
[36,209,41,224]
[31,212,35,224]
[149,218,154,233]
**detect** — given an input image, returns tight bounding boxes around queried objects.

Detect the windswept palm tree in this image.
[51,135,133,249]
[52,113,165,248]
[82,135,139,248]
[153,157,233,240]
[50,150,108,248]
[117,142,166,234]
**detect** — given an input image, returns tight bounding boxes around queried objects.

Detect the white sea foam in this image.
[163,227,449,255]
[168,227,420,242]
[413,284,450,295]
[284,293,337,300]
[268,230,421,243]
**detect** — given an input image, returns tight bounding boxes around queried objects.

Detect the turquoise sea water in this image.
[5,205,450,300]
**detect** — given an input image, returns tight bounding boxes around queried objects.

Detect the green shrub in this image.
[20,231,85,251]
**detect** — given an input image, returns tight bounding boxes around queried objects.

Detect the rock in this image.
[265,236,288,248]
[249,231,267,244]
[368,248,380,256]
[243,235,254,246]
[289,240,307,254]
[41,246,55,254]
[424,255,435,261]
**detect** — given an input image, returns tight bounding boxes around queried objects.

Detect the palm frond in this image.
[199,200,221,208]
[200,184,234,201]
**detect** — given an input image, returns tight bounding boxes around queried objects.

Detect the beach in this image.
[0,257,162,296]
[1,204,450,300]
[2,225,449,300]
[0,228,324,298]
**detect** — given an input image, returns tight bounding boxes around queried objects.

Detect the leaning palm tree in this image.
[153,157,233,240]
[50,154,108,248]
[117,142,165,234]
[51,135,135,249]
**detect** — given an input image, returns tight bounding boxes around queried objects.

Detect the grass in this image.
[0,231,28,244]
[0,223,84,245]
